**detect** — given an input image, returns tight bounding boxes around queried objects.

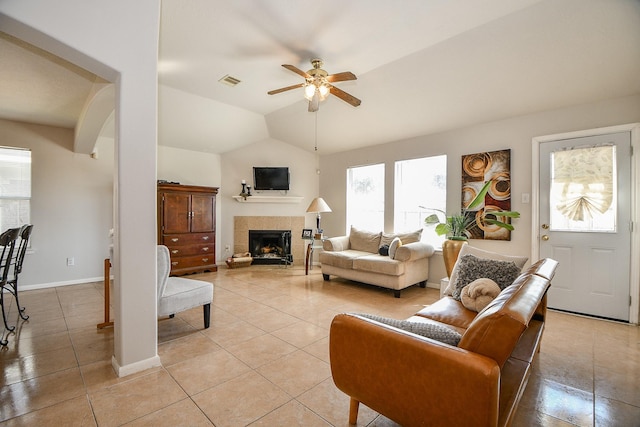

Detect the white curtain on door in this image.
[552,145,614,222]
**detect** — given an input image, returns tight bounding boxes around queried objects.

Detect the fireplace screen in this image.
[249,230,292,264]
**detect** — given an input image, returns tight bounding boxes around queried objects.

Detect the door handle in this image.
[541,235,549,241]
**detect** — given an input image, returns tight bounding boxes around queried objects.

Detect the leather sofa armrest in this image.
[330,313,500,427]
[393,241,435,261]
[323,235,349,252]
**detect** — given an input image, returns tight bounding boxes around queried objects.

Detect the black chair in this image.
[7,224,34,322]
[0,227,21,346]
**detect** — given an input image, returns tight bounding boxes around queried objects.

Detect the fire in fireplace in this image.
[249,230,292,265]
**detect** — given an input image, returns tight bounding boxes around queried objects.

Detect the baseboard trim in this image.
[112,354,162,378]
[20,276,104,292]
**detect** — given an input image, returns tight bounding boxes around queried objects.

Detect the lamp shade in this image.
[306,197,332,213]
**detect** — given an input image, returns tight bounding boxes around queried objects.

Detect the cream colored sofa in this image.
[319,227,435,297]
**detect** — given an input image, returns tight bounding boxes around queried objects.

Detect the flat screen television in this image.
[253,167,290,191]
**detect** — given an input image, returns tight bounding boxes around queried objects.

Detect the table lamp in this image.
[306,197,332,236]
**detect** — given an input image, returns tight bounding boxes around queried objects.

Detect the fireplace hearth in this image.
[249,230,292,265]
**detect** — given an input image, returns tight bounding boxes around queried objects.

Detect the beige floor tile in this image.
[242,307,300,332]
[89,369,187,426]
[531,351,594,393]
[271,320,328,348]
[594,364,640,407]
[9,317,68,340]
[227,333,297,369]
[0,330,72,360]
[303,336,330,363]
[123,398,213,426]
[594,395,640,427]
[0,395,96,427]
[157,316,199,343]
[367,414,402,427]
[297,378,379,427]
[80,361,163,393]
[158,332,221,367]
[518,376,593,426]
[166,349,251,395]
[193,370,291,426]
[257,350,331,397]
[69,327,114,366]
[1,345,78,386]
[0,367,85,421]
[202,319,267,348]
[248,400,331,426]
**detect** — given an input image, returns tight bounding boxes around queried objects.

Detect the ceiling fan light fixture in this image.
[318,83,330,98]
[304,82,316,100]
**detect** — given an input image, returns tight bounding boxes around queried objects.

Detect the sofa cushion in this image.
[379,229,422,248]
[414,297,477,330]
[349,226,382,253]
[352,254,404,276]
[354,313,462,346]
[389,237,402,259]
[444,245,528,296]
[319,249,372,270]
[452,254,522,300]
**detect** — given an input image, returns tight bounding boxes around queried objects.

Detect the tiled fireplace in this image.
[233,216,305,265]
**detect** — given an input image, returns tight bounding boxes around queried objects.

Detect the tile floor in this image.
[1,265,639,426]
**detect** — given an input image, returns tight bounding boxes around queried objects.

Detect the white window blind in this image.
[0,147,31,232]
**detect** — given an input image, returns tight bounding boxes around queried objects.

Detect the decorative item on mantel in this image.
[239,180,252,200]
[422,180,520,277]
[306,197,332,239]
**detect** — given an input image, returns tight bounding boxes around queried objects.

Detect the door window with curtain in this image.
[0,146,31,233]
[346,163,384,232]
[395,155,447,248]
[550,144,616,232]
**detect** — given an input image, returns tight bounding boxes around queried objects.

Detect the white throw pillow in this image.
[389,237,402,259]
[443,245,528,296]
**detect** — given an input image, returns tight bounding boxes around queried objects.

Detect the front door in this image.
[538,130,632,321]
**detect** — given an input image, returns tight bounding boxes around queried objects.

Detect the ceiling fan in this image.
[267,58,361,112]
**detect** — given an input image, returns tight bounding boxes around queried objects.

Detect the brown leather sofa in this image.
[329,258,558,427]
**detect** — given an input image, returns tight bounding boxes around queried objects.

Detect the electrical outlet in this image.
[67,257,75,266]
[224,245,230,252]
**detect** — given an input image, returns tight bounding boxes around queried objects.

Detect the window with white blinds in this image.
[0,147,31,232]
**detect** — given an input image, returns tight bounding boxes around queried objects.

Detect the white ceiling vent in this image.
[218,74,241,87]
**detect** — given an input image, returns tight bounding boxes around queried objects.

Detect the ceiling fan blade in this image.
[282,64,311,79]
[326,71,357,83]
[329,85,361,107]
[267,83,304,95]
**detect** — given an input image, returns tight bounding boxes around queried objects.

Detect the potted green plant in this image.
[423,180,520,276]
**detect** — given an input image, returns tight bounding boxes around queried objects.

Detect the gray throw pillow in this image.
[452,254,521,301]
[354,313,461,346]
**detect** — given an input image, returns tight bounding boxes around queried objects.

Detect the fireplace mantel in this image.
[232,195,303,204]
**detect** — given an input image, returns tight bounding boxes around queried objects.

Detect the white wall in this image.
[158,145,221,188]
[320,94,640,284]
[0,119,114,288]
[220,138,319,259]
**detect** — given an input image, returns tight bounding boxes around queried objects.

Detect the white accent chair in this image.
[157,245,213,328]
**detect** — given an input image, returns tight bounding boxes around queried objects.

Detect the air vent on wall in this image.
[218,74,241,87]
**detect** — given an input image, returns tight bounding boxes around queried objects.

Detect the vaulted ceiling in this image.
[1,0,639,155]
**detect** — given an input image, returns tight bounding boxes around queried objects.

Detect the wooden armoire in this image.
[157,183,218,275]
